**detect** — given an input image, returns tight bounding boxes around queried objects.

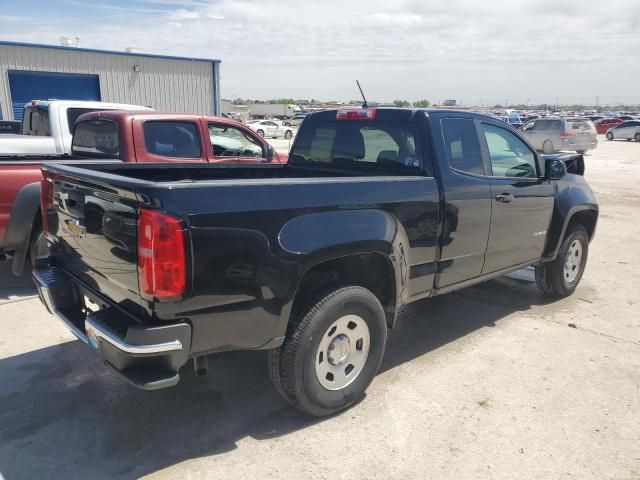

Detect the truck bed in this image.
[41,161,439,354]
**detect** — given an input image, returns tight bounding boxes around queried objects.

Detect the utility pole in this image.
[595,96,599,111]
[556,98,559,110]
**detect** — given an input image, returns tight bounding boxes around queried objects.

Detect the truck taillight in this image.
[40,178,54,233]
[137,209,186,299]
[336,109,376,121]
[560,131,575,139]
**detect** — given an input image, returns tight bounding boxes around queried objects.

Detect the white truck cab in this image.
[0,100,152,155]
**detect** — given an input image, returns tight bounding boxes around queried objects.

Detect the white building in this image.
[0,41,220,121]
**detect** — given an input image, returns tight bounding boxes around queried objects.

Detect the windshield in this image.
[290,121,421,173]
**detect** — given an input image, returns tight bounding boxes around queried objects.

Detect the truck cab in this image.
[0,100,152,156]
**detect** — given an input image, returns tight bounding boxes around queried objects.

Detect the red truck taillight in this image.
[137,209,186,299]
[40,178,54,233]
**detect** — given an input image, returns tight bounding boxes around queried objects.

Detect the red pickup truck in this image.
[0,111,287,276]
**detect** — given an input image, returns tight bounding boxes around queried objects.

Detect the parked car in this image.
[0,111,286,276]
[586,115,605,123]
[247,119,294,139]
[594,118,624,135]
[283,113,309,127]
[615,115,636,121]
[605,120,640,142]
[35,108,597,416]
[521,117,597,154]
[0,100,152,156]
[502,115,523,129]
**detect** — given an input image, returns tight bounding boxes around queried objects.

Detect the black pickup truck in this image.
[34,108,598,416]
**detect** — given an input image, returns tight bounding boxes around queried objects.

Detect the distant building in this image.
[0,40,221,121]
[444,99,457,106]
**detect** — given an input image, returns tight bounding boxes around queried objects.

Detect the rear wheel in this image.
[257,129,265,138]
[606,132,614,140]
[535,224,588,297]
[635,133,640,142]
[284,130,293,139]
[283,122,290,126]
[543,140,554,154]
[268,285,387,416]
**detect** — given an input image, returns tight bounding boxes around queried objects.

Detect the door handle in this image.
[495,193,514,203]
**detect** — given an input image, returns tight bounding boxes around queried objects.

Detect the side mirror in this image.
[265,144,275,162]
[545,158,566,180]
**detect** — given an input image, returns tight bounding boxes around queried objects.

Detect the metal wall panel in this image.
[0,44,217,120]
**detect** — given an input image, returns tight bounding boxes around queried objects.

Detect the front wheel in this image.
[284,130,293,139]
[635,133,640,142]
[256,129,265,138]
[269,286,387,416]
[606,132,614,140]
[535,224,588,297]
[542,140,554,154]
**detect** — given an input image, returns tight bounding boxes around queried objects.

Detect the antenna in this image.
[356,80,368,108]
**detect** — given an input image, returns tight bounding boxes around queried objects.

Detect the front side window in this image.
[482,123,537,178]
[441,118,484,175]
[72,120,119,157]
[143,121,201,158]
[208,124,265,158]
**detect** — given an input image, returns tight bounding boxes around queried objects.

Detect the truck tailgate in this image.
[45,170,142,309]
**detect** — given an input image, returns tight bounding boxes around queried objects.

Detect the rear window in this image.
[290,121,421,173]
[22,106,51,136]
[143,121,201,158]
[72,120,119,157]
[566,119,595,132]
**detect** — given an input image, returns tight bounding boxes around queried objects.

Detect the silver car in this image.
[605,120,640,142]
[521,117,598,154]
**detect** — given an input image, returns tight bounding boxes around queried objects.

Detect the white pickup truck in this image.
[0,100,152,155]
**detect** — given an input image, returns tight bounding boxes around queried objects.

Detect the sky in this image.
[1,0,639,105]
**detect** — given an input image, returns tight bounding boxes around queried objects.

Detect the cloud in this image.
[3,0,640,104]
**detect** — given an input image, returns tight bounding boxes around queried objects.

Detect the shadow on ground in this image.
[0,261,37,302]
[0,271,553,479]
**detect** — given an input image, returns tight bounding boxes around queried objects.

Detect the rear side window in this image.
[535,119,561,130]
[143,121,201,158]
[66,108,98,129]
[290,121,421,173]
[441,118,484,175]
[208,124,264,158]
[72,120,119,157]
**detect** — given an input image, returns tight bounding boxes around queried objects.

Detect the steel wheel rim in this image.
[315,314,370,391]
[564,239,583,283]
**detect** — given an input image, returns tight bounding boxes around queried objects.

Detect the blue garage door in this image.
[8,70,101,121]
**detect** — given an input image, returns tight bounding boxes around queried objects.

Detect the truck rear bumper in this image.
[33,263,192,390]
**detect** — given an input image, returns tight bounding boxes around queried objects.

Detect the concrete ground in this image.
[1,138,639,480]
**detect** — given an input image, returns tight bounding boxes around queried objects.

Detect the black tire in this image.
[268,285,387,416]
[606,132,614,140]
[284,130,293,139]
[28,222,49,267]
[635,133,640,142]
[576,150,586,155]
[283,122,290,126]
[543,140,554,154]
[535,224,588,297]
[257,129,265,138]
